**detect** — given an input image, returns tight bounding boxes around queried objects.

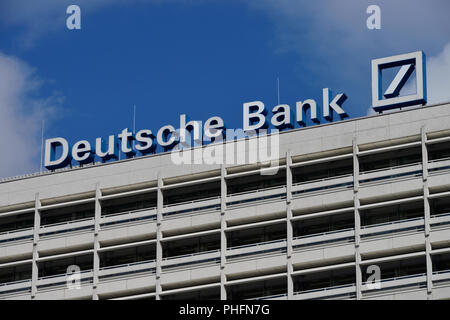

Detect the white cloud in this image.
[0,52,63,178]
[426,43,450,105]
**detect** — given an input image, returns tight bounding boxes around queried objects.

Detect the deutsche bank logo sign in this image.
[371,51,427,112]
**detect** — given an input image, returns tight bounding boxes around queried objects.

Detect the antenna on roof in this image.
[277,77,280,105]
[133,104,136,157]
[40,120,45,173]
[133,104,136,135]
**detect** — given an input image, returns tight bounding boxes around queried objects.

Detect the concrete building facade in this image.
[1,102,450,300]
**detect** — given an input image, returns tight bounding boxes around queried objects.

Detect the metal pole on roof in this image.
[133,104,136,135]
[40,120,45,173]
[277,77,280,105]
[133,104,136,157]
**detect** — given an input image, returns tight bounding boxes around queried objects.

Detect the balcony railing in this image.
[163,203,220,219]
[102,206,157,218]
[294,227,354,241]
[360,217,424,238]
[428,158,450,174]
[292,175,353,198]
[37,270,93,290]
[40,217,94,229]
[0,226,34,244]
[292,173,353,188]
[0,226,34,237]
[161,257,220,272]
[361,216,423,230]
[162,249,220,261]
[227,186,286,208]
[228,184,286,197]
[99,260,156,280]
[432,269,450,276]
[164,195,220,209]
[100,214,157,228]
[248,293,287,300]
[292,228,354,249]
[0,278,32,297]
[359,162,422,184]
[294,283,356,298]
[38,269,92,281]
[99,259,156,271]
[430,212,450,228]
[432,268,450,285]
[292,176,353,197]
[226,241,287,261]
[362,272,426,292]
[39,225,95,237]
[0,278,31,289]
[227,238,285,251]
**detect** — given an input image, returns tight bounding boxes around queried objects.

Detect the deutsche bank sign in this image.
[44,88,348,170]
[44,51,428,171]
[371,51,427,112]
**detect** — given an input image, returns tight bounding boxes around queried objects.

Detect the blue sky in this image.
[1,0,450,177]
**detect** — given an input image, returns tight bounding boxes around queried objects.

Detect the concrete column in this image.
[286,150,294,300]
[156,172,163,300]
[353,137,362,300]
[31,193,41,299]
[421,126,433,298]
[92,183,101,300]
[220,165,227,300]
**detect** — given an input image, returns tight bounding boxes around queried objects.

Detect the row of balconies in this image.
[0,189,449,266]
[1,215,450,300]
[3,264,450,300]
[1,153,450,299]
[1,150,448,237]
[3,195,449,264]
[2,155,450,247]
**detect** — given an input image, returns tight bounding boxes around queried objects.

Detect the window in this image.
[227,172,286,195]
[362,256,426,282]
[0,264,32,284]
[292,158,353,184]
[430,197,450,217]
[38,254,93,277]
[164,287,220,300]
[293,212,354,238]
[227,277,286,300]
[294,267,355,293]
[102,192,157,216]
[428,142,450,161]
[361,201,424,227]
[100,245,156,268]
[41,203,94,225]
[432,253,450,273]
[163,234,220,258]
[163,182,220,206]
[359,147,422,172]
[227,223,286,248]
[0,213,34,233]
